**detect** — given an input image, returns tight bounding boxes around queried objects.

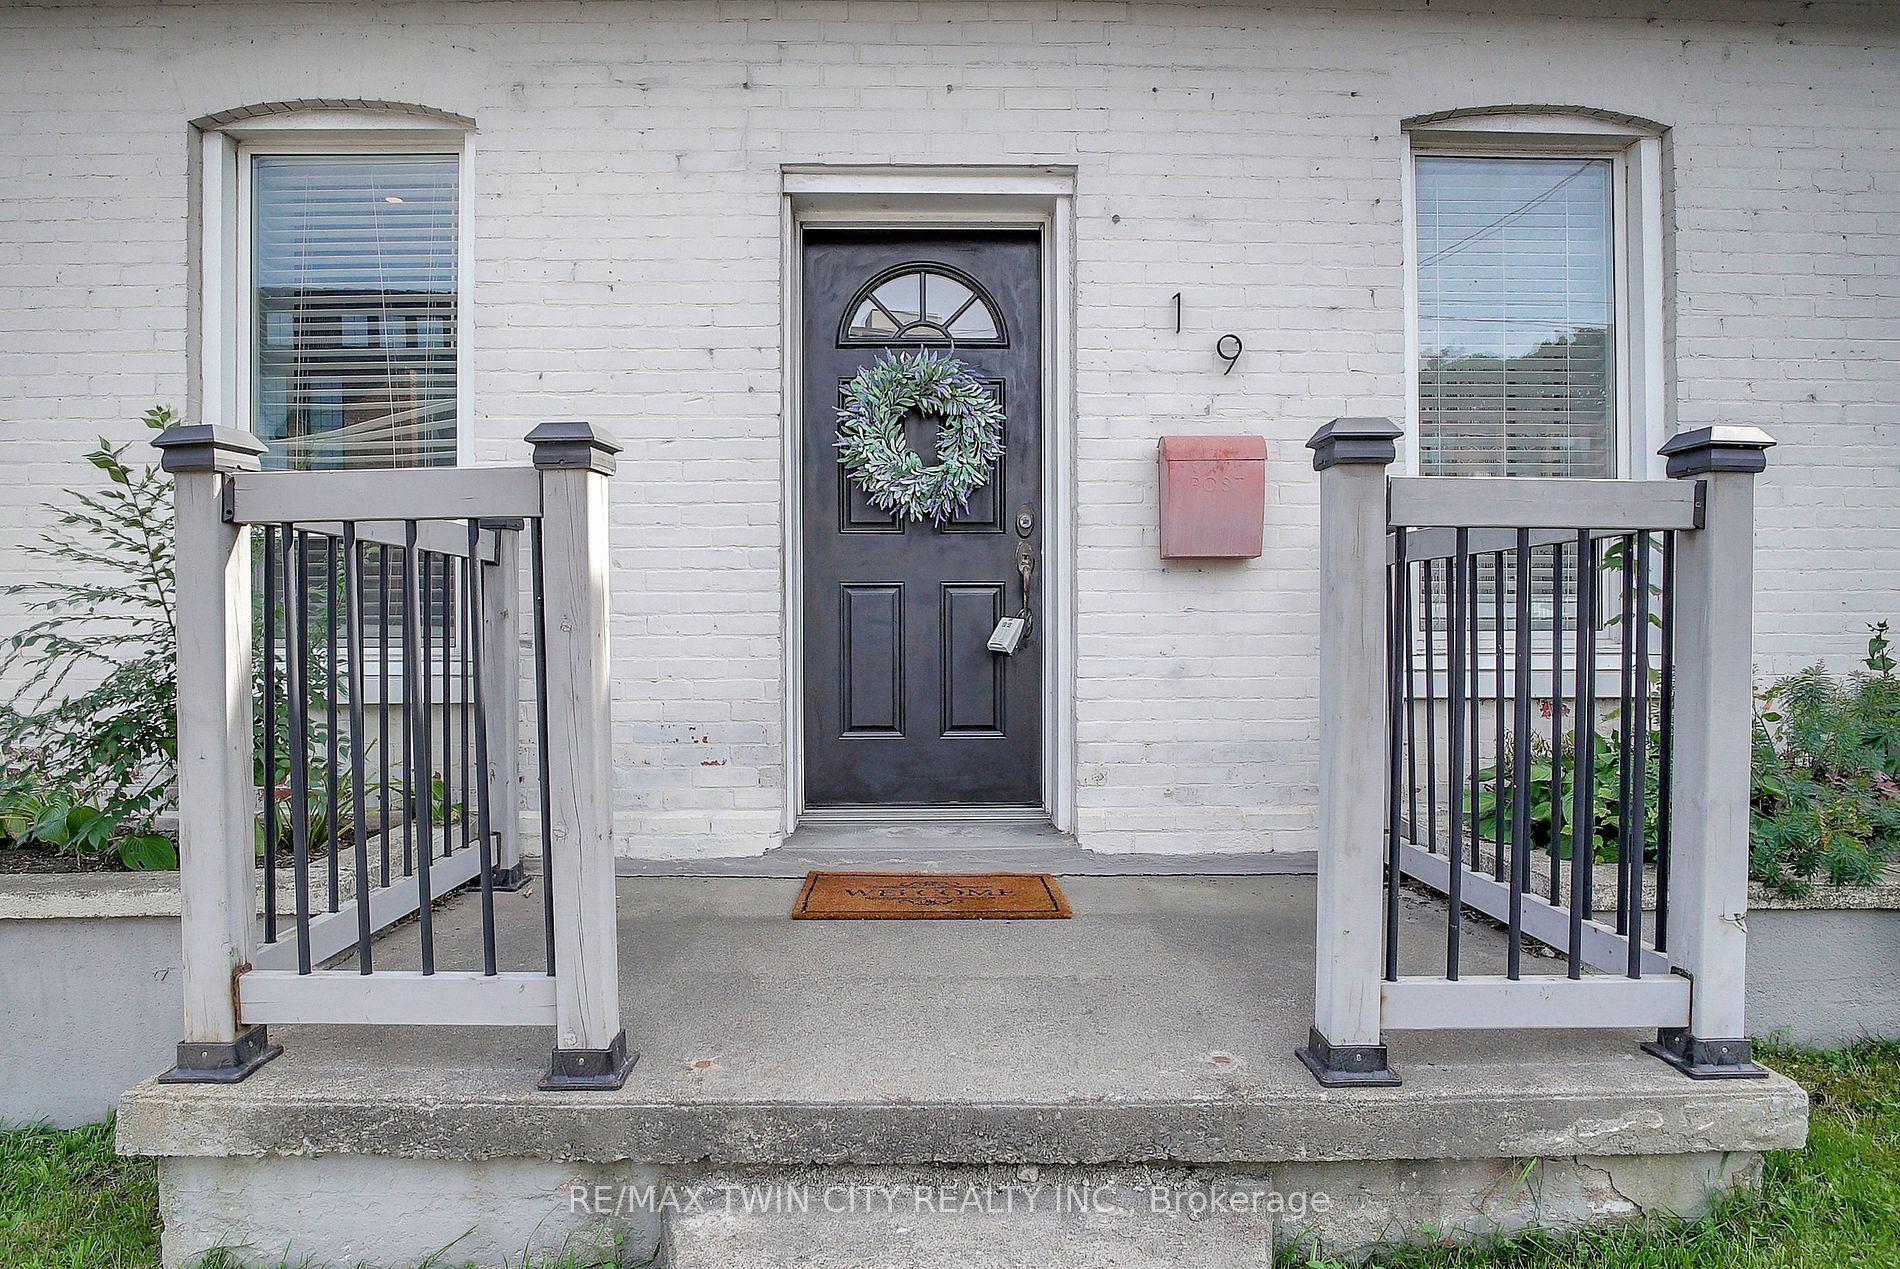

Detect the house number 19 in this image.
[1174,294,1243,374]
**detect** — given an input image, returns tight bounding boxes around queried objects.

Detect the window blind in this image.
[1415,155,1616,480]
[252,154,459,471]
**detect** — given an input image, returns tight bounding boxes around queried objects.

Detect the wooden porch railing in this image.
[1300,418,1776,1087]
[153,421,633,1090]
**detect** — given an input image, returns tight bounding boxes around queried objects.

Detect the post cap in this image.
[525,421,620,475]
[1306,417,1402,471]
[1657,425,1776,478]
[150,424,268,474]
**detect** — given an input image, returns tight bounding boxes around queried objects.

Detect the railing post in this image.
[1299,417,1403,1088]
[481,522,527,890]
[152,424,282,1083]
[1644,425,1776,1079]
[527,421,634,1091]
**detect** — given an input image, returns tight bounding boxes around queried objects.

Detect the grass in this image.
[2,1042,1895,1268]
[0,1119,157,1268]
[1283,1039,1900,1269]
[0,1118,644,1269]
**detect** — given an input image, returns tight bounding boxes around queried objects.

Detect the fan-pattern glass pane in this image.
[252,154,459,471]
[872,275,924,328]
[846,300,901,338]
[1415,156,1615,480]
[922,273,973,325]
[842,267,1003,343]
[947,302,998,340]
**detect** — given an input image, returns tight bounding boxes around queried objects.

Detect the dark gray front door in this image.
[801,230,1043,809]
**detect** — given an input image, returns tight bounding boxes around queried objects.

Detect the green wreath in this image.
[835,348,1006,524]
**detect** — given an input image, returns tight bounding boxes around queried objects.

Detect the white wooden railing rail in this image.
[1298,418,1776,1087]
[152,421,635,1091]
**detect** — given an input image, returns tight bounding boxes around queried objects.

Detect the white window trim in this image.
[197,111,476,466]
[1400,116,1666,482]
[1399,115,1669,691]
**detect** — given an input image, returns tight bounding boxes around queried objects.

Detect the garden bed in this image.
[1747,870,1900,1047]
[0,872,182,1128]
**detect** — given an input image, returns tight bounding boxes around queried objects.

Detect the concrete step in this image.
[661,1167,1278,1269]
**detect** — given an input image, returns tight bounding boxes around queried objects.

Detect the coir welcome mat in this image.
[792,871,1072,920]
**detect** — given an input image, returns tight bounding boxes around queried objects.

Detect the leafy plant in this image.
[0,408,180,869]
[256,755,460,859]
[1750,623,1900,894]
[1468,707,1662,866]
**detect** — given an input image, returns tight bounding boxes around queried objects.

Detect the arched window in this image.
[839,263,1006,346]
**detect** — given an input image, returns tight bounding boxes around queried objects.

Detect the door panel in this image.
[940,584,1007,737]
[839,584,904,737]
[802,230,1043,808]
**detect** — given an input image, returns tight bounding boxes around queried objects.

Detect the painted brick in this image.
[0,0,1895,859]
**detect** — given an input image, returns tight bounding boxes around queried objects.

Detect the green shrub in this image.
[1461,620,1900,896]
[1750,623,1900,894]
[0,408,180,869]
[1470,714,1662,866]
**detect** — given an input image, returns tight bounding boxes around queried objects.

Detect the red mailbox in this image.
[1158,435,1266,559]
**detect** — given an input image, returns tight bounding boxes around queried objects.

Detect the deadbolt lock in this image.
[1016,506,1035,538]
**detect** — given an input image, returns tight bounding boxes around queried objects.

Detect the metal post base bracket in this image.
[1643,1028,1769,1080]
[490,861,530,893]
[1297,1026,1401,1088]
[158,1025,282,1085]
[541,1028,638,1091]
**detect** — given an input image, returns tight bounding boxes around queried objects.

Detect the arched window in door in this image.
[839,263,1006,346]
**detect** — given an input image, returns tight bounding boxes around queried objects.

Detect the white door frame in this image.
[780,165,1077,835]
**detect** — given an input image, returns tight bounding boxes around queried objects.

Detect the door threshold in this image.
[798,804,1049,826]
[614,829,1317,878]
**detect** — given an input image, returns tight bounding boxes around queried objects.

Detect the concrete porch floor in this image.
[119,874,1808,1267]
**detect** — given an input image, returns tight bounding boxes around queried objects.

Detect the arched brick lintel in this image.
[190,99,474,132]
[1404,104,1667,136]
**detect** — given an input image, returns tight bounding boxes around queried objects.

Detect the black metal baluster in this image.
[378,546,391,887]
[343,526,373,973]
[1405,549,1418,845]
[1615,534,1637,938]
[407,531,436,975]
[262,525,280,946]
[1569,532,1598,979]
[1550,540,1566,907]
[1508,530,1532,979]
[1468,544,1482,872]
[441,552,456,864]
[531,520,557,976]
[1493,553,1507,881]
[325,536,340,914]
[462,543,476,861]
[434,551,449,859]
[1385,538,1405,982]
[1628,532,1653,978]
[1447,532,1470,980]
[1656,531,1676,954]
[400,546,415,880]
[468,521,499,976]
[1423,559,1438,853]
[288,531,313,975]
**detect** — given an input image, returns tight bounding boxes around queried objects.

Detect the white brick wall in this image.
[1,0,1895,858]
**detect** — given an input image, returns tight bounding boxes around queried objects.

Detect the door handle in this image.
[1015,539,1036,637]
[987,539,1038,655]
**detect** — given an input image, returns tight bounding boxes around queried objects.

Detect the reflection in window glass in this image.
[872,275,923,327]
[252,154,459,470]
[846,299,901,339]
[1415,156,1615,479]
[922,272,973,324]
[947,301,998,340]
